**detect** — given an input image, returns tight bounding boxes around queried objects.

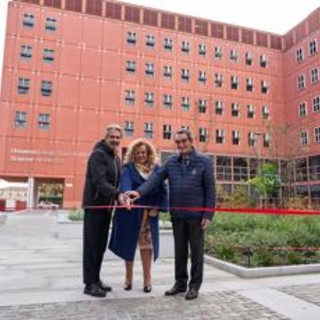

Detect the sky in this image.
[0,0,319,85]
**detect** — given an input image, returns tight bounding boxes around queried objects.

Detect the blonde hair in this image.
[124,139,158,167]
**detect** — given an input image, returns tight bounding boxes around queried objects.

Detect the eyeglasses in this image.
[174,138,188,145]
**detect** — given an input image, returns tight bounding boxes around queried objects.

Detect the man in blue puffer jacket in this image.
[127,128,215,300]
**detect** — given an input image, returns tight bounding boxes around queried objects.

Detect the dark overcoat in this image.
[109,162,167,262]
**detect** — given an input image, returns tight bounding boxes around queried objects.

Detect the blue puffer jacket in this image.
[137,149,215,220]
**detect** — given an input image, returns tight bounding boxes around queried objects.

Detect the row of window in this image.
[298,97,320,116]
[296,40,318,62]
[123,121,271,146]
[18,78,52,96]
[23,13,57,31]
[300,128,320,145]
[126,91,271,118]
[20,45,54,63]
[297,67,319,89]
[15,111,50,130]
[125,61,270,92]
[127,32,269,66]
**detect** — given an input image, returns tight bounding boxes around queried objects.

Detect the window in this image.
[299,102,307,117]
[198,44,206,56]
[263,132,270,148]
[215,73,223,87]
[181,40,190,54]
[23,13,34,28]
[38,113,50,130]
[18,77,30,94]
[314,127,320,143]
[261,80,269,94]
[246,78,253,92]
[230,49,238,62]
[41,80,52,97]
[163,94,172,109]
[124,120,134,137]
[231,75,239,89]
[232,130,240,145]
[262,105,270,120]
[164,38,173,51]
[14,111,27,128]
[163,124,172,140]
[126,60,136,73]
[45,17,57,31]
[127,31,137,45]
[300,131,308,146]
[181,68,190,82]
[198,71,206,84]
[247,104,255,118]
[248,131,255,146]
[43,48,54,63]
[181,96,190,111]
[296,48,304,62]
[216,129,224,144]
[297,75,306,90]
[260,54,267,67]
[199,128,208,142]
[245,52,253,65]
[146,34,155,47]
[214,46,222,59]
[231,103,239,117]
[20,45,32,59]
[311,68,319,84]
[144,92,154,107]
[144,122,153,139]
[145,62,154,77]
[198,99,207,113]
[313,96,320,112]
[125,90,135,105]
[309,40,318,55]
[215,101,223,115]
[163,65,172,78]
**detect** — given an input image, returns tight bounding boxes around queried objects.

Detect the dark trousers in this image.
[83,209,112,285]
[172,219,204,290]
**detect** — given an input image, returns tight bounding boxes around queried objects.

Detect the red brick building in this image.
[0,0,319,208]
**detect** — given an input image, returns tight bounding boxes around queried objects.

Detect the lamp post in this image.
[255,132,263,207]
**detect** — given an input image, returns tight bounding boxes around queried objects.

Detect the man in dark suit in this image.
[127,128,215,300]
[82,124,129,298]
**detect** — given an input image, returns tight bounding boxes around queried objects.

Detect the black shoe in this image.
[124,283,132,291]
[84,283,106,298]
[185,288,198,300]
[143,285,152,293]
[164,284,187,296]
[98,280,112,292]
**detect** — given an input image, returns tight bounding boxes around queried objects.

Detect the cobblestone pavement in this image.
[0,292,289,320]
[279,284,320,307]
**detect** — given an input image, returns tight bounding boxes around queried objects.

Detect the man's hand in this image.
[118,193,132,209]
[201,218,210,230]
[125,190,141,202]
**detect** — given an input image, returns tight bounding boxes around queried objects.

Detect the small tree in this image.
[249,163,281,206]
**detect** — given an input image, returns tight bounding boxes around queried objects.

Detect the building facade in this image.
[0,0,319,208]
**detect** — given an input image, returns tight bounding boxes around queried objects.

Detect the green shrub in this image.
[205,213,320,267]
[68,209,84,221]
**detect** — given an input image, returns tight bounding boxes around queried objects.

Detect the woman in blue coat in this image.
[109,139,166,293]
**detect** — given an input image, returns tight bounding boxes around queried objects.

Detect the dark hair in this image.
[174,128,193,141]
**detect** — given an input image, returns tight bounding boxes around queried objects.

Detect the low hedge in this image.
[205,213,320,267]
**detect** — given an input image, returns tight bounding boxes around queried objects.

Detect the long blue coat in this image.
[109,162,167,262]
